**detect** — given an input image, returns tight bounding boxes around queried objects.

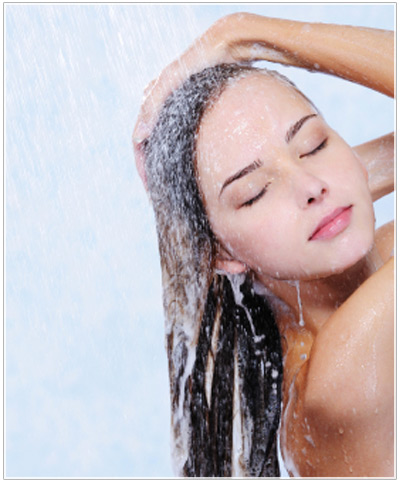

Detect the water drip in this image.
[294,280,305,327]
[304,434,315,447]
[227,272,265,342]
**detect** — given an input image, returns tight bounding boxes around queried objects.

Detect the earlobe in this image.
[215,257,248,274]
[215,244,248,274]
[215,242,248,274]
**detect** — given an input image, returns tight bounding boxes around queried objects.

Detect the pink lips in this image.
[309,205,353,241]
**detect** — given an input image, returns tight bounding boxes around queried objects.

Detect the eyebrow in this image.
[219,113,318,197]
[285,114,317,143]
[219,159,263,197]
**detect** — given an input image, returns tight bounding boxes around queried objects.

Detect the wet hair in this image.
[143,64,292,477]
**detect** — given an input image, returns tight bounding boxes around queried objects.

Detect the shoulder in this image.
[293,259,394,475]
[302,256,394,427]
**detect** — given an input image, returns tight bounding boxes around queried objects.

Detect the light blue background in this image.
[5,3,394,477]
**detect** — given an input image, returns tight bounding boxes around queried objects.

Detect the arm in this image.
[220,13,394,97]
[353,132,394,202]
[229,15,395,203]
[133,13,394,186]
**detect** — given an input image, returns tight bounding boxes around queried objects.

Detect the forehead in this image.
[196,73,316,173]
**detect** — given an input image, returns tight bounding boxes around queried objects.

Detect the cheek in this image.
[330,147,369,186]
[351,147,369,181]
[215,210,300,275]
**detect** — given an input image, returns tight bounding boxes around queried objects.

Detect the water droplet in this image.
[304,434,315,447]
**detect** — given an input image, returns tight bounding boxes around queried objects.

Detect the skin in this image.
[133,13,394,477]
[195,73,394,477]
[196,75,376,281]
[133,13,394,172]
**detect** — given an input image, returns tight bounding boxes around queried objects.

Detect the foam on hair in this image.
[144,64,285,477]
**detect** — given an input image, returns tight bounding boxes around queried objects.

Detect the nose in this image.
[291,169,329,209]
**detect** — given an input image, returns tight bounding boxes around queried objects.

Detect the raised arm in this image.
[133,13,394,187]
[223,14,395,202]
[353,133,394,202]
[220,13,394,97]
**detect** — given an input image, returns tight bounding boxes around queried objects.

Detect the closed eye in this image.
[241,184,270,208]
[300,138,328,159]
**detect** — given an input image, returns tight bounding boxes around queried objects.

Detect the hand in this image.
[133,12,394,190]
[132,14,242,188]
[133,13,294,188]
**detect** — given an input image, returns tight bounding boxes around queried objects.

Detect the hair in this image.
[142,64,299,477]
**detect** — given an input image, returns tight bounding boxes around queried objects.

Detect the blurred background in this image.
[5,3,394,477]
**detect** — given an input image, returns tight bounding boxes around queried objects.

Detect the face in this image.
[195,73,375,281]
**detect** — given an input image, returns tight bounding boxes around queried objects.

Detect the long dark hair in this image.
[143,64,286,477]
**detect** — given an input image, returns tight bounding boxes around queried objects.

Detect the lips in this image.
[309,205,353,241]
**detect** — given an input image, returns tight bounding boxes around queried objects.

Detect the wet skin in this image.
[195,74,394,476]
[196,73,375,282]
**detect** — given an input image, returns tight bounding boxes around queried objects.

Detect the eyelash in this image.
[240,138,328,208]
[300,138,328,158]
[241,184,269,208]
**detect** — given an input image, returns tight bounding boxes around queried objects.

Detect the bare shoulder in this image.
[296,257,394,474]
[375,220,394,262]
[284,257,395,476]
[305,256,394,412]
[280,228,394,476]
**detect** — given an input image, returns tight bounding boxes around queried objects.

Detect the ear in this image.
[215,244,248,275]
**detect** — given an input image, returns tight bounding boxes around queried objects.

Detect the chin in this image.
[320,231,375,278]
[296,226,375,280]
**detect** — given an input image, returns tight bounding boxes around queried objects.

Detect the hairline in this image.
[193,66,320,209]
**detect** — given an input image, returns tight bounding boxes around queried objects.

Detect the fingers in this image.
[132,76,168,191]
[134,67,180,143]
[133,137,148,190]
[132,15,233,191]
[133,78,163,144]
[132,108,152,191]
[133,63,191,192]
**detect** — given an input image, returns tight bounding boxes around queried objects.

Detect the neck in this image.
[254,243,383,336]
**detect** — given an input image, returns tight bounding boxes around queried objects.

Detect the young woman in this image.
[133,14,394,477]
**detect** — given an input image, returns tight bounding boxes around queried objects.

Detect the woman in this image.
[133,14,394,477]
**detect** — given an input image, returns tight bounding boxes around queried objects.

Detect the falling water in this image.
[5,2,394,479]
